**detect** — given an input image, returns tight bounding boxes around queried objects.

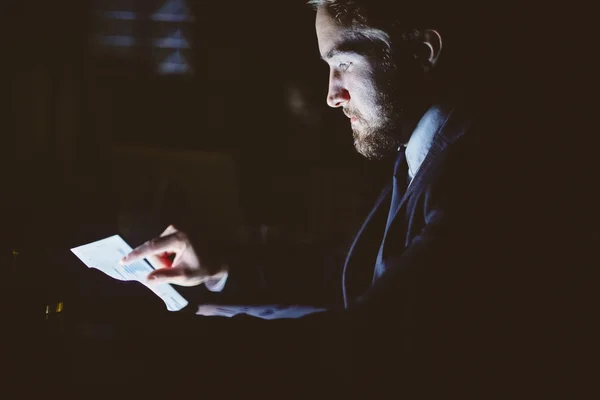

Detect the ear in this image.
[420,29,443,69]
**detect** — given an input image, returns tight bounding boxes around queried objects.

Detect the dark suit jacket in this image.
[183,100,513,395]
[221,101,479,299]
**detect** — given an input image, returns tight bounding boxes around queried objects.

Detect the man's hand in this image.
[120,225,228,287]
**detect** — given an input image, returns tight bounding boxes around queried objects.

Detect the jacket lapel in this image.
[342,183,392,307]
[380,103,473,260]
[384,105,455,235]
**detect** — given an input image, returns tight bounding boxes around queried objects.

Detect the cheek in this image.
[345,67,371,94]
[352,79,381,115]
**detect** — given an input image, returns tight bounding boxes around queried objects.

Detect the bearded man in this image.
[122,1,512,397]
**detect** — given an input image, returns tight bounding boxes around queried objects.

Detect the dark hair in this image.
[309,0,481,88]
[307,0,448,40]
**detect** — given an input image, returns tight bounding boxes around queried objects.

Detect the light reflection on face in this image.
[316,7,414,160]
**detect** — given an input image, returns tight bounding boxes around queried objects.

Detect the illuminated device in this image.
[71,235,327,318]
[71,235,188,311]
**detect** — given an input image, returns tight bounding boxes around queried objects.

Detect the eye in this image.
[338,61,352,71]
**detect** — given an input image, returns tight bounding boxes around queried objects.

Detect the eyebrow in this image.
[321,38,372,61]
[322,48,360,61]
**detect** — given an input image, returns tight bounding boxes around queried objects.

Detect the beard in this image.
[350,82,403,161]
[350,92,401,160]
[351,50,426,160]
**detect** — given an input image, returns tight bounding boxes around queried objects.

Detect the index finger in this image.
[120,233,184,264]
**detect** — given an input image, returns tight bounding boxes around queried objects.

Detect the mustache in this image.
[343,108,360,119]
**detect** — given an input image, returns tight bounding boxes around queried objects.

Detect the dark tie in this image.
[373,147,409,281]
[387,147,409,231]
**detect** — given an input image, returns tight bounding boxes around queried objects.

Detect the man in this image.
[122,0,507,396]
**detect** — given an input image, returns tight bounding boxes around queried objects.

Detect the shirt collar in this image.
[403,105,447,179]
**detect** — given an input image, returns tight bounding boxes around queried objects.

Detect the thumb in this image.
[146,266,205,286]
[147,267,187,283]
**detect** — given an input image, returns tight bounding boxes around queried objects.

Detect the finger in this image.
[160,225,178,237]
[164,226,187,267]
[121,233,184,264]
[147,267,205,286]
[149,254,173,269]
[147,267,185,281]
[171,248,186,268]
[154,226,179,267]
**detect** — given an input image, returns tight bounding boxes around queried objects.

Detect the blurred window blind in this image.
[90,0,195,75]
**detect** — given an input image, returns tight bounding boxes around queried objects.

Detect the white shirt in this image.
[405,105,445,181]
[206,107,441,293]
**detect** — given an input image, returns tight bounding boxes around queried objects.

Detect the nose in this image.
[326,71,350,108]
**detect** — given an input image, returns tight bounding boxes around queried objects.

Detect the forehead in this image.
[315,7,354,57]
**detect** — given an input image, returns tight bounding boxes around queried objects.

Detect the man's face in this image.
[316,7,418,160]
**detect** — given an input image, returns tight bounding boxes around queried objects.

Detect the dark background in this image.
[2,0,388,245]
[1,0,594,397]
